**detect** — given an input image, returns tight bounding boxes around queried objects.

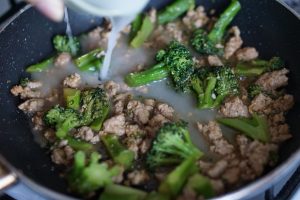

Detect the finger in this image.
[26,0,64,22]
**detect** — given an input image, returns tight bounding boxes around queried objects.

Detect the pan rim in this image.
[0,1,299,199]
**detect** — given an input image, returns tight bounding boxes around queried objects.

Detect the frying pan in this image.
[0,0,300,199]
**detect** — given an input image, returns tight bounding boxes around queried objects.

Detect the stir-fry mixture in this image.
[11,0,294,199]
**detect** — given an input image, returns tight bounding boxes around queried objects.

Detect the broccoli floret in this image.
[147,121,203,168]
[101,134,135,169]
[158,155,198,198]
[100,184,147,200]
[248,84,263,99]
[80,88,110,131]
[184,173,215,198]
[191,66,239,109]
[53,35,80,56]
[20,77,30,87]
[125,41,194,92]
[68,151,122,195]
[44,105,81,138]
[217,114,270,142]
[236,57,285,76]
[191,0,241,55]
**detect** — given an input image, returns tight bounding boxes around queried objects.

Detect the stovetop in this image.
[0,0,300,200]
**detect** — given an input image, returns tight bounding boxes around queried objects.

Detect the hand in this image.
[25,0,64,22]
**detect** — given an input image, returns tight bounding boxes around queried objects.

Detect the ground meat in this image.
[51,146,74,165]
[220,97,249,117]
[256,68,289,91]
[32,112,44,131]
[182,6,209,30]
[177,187,197,200]
[18,99,45,113]
[113,93,132,114]
[235,47,259,61]
[207,160,228,178]
[104,80,120,97]
[236,135,277,176]
[143,99,155,112]
[154,103,175,120]
[148,114,169,131]
[224,26,243,59]
[63,73,81,88]
[269,124,292,143]
[44,129,56,143]
[250,94,294,115]
[165,22,185,43]
[210,179,225,194]
[127,100,150,124]
[103,114,126,136]
[11,81,42,99]
[54,52,71,67]
[127,170,149,185]
[124,124,145,157]
[84,25,111,50]
[207,55,223,66]
[112,166,124,184]
[249,93,273,114]
[197,121,234,156]
[74,126,99,144]
[139,138,153,154]
[148,8,157,24]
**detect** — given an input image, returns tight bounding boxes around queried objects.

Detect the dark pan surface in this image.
[0,0,300,198]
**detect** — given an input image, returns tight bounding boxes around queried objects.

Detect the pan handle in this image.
[0,158,18,191]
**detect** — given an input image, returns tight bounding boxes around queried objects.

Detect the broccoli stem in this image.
[125,63,169,87]
[200,77,217,109]
[159,155,198,197]
[129,14,143,40]
[63,88,81,110]
[66,136,94,152]
[158,0,195,25]
[130,15,155,48]
[75,48,104,72]
[185,173,215,198]
[235,62,266,76]
[208,0,241,43]
[100,184,147,200]
[89,105,109,131]
[217,114,270,142]
[26,57,54,73]
[101,135,135,169]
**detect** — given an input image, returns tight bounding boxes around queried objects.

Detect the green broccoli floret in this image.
[217,114,270,142]
[68,151,122,195]
[184,173,215,198]
[191,66,239,109]
[236,57,285,76]
[248,84,263,99]
[125,41,194,92]
[191,0,241,55]
[44,105,81,138]
[20,77,30,87]
[158,155,198,198]
[147,121,203,168]
[80,88,110,131]
[101,134,135,169]
[100,184,147,200]
[53,35,80,56]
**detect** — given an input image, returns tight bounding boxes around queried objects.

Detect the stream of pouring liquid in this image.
[64,7,78,55]
[99,15,136,80]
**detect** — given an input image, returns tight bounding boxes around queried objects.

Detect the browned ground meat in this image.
[54,52,71,67]
[220,97,249,117]
[256,68,289,91]
[235,47,259,61]
[63,73,81,88]
[224,26,243,59]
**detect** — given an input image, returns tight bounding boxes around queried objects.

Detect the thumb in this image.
[26,0,64,22]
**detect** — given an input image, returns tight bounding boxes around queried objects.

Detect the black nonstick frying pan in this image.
[0,0,300,199]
